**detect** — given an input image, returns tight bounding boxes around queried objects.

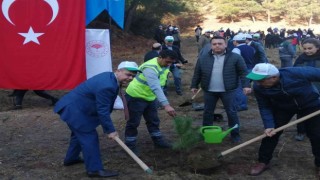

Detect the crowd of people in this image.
[153,24,320,178]
[191,27,320,178]
[5,24,320,178]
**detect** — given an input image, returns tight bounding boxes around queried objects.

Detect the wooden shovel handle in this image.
[191,88,202,100]
[113,136,152,174]
[218,109,320,158]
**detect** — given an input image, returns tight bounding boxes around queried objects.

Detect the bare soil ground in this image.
[0,36,318,180]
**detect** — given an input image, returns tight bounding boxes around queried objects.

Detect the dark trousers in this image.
[13,90,55,105]
[196,35,200,42]
[296,122,306,134]
[258,107,320,167]
[170,66,182,94]
[203,90,240,136]
[280,57,293,68]
[124,94,162,146]
[65,125,103,171]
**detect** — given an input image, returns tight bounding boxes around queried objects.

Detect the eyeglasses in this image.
[167,40,174,43]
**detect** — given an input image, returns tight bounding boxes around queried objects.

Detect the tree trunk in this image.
[252,16,256,23]
[267,9,270,24]
[124,1,139,33]
[308,16,313,27]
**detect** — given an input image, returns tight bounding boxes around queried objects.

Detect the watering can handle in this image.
[201,126,221,134]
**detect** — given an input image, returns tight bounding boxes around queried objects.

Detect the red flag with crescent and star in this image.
[0,0,86,89]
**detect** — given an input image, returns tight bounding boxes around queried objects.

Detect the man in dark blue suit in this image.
[54,61,140,178]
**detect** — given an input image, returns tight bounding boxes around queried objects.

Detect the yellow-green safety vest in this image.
[126,58,169,101]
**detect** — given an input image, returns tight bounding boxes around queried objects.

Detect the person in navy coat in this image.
[54,61,140,178]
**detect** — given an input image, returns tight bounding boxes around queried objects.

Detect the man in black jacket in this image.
[191,36,251,143]
[162,36,187,95]
[144,43,162,62]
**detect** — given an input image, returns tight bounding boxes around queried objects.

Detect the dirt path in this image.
[0,36,318,179]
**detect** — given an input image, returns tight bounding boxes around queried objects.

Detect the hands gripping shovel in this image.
[218,110,320,158]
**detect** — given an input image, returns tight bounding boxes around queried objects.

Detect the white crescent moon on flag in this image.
[1,0,59,26]
[2,0,15,25]
[44,0,59,25]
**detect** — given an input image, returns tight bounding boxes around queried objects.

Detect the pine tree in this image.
[172,116,203,150]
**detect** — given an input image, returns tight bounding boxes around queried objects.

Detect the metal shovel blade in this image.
[178,88,202,107]
[179,101,193,107]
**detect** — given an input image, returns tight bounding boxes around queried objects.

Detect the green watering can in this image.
[200,124,239,144]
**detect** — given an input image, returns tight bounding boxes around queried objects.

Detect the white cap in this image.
[245,34,252,39]
[246,63,279,80]
[253,33,260,38]
[169,26,174,30]
[152,43,161,48]
[165,36,174,41]
[118,61,140,72]
[233,34,246,41]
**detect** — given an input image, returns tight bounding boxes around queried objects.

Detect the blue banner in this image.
[86,0,125,29]
[107,0,125,29]
[86,0,107,25]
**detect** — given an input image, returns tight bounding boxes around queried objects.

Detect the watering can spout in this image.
[221,124,239,139]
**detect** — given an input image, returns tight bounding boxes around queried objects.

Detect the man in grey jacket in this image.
[191,36,251,143]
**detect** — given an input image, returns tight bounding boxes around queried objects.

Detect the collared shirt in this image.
[208,52,226,92]
[166,45,173,50]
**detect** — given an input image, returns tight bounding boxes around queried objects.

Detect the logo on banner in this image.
[86,40,109,58]
[1,0,59,45]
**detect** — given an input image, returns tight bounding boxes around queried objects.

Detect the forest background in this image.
[90,0,320,36]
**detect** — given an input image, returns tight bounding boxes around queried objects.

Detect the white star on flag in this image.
[18,27,44,45]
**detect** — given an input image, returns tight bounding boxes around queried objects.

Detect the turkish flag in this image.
[0,0,86,90]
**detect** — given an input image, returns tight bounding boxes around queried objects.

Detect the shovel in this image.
[113,136,153,174]
[179,88,202,107]
[217,109,320,158]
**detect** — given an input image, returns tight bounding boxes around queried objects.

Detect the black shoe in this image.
[182,60,188,64]
[152,136,172,149]
[128,146,140,156]
[63,158,84,166]
[176,91,183,96]
[153,139,172,149]
[231,135,241,143]
[51,98,59,106]
[12,105,22,110]
[87,169,119,178]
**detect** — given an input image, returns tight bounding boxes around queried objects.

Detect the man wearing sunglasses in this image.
[247,63,320,178]
[54,61,140,178]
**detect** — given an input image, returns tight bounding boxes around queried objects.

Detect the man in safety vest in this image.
[124,50,177,154]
